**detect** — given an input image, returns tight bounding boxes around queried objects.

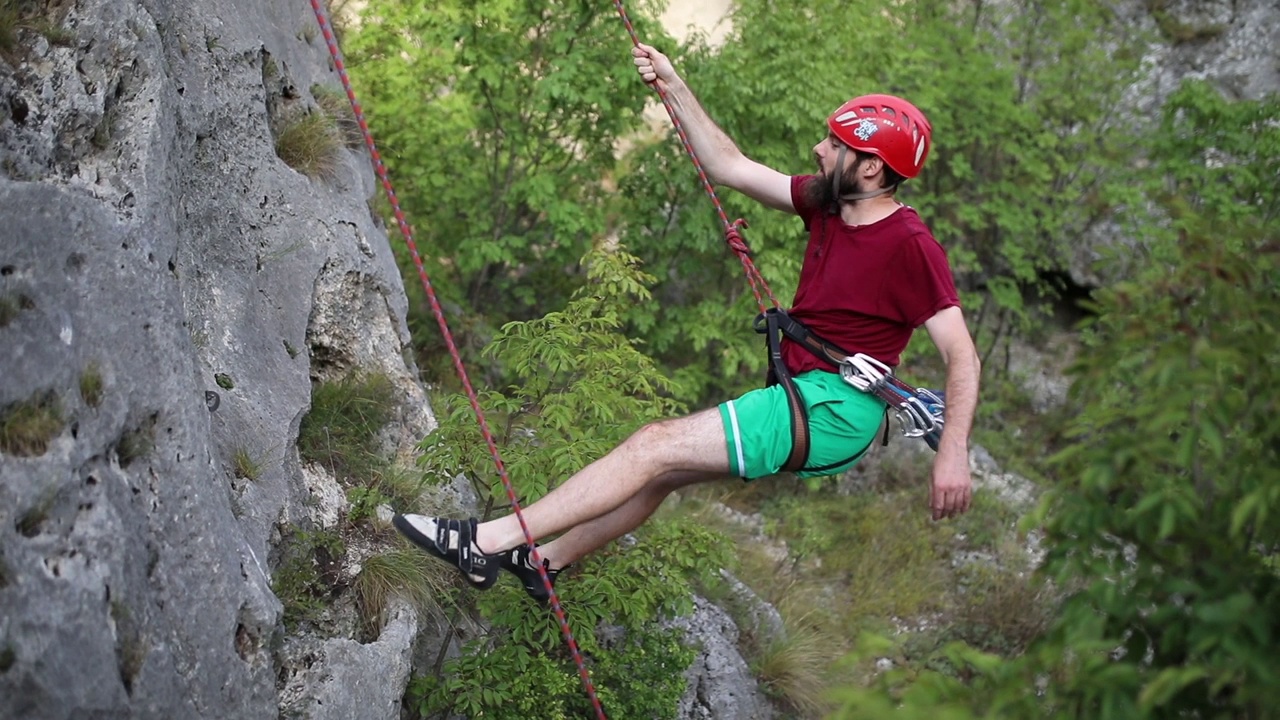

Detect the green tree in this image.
[408,246,727,719]
[827,84,1280,720]
[345,0,675,378]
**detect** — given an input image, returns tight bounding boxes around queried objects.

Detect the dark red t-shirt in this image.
[780,175,960,373]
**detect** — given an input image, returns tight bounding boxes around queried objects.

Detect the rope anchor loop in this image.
[723,218,752,257]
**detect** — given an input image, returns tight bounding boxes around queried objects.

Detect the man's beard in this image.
[804,161,864,210]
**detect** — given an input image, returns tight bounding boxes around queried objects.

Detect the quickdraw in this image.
[756,308,946,456]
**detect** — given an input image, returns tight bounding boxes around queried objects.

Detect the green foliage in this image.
[345,485,388,523]
[412,517,721,719]
[406,247,729,718]
[298,372,398,484]
[418,246,685,505]
[346,0,676,376]
[826,85,1280,719]
[214,372,235,390]
[0,391,61,457]
[272,529,345,628]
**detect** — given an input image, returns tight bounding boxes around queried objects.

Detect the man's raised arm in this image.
[632,43,794,213]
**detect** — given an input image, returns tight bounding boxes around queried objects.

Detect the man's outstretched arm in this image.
[633,43,794,213]
[923,306,980,520]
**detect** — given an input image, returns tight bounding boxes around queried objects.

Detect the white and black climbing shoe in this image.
[501,544,564,604]
[393,515,499,589]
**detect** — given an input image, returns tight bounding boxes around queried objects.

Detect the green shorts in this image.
[719,370,885,480]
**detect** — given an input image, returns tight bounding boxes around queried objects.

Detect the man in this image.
[394,44,979,602]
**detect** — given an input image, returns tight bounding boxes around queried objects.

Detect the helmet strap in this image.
[840,186,897,202]
[829,145,896,211]
[828,145,846,214]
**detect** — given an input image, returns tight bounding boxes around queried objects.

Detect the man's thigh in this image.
[638,407,731,475]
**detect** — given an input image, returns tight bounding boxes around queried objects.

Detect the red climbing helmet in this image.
[827,94,932,180]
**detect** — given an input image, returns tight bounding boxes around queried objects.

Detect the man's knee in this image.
[626,417,679,450]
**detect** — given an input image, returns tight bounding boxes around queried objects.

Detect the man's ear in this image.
[861,155,884,179]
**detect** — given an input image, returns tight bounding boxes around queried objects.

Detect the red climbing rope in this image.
[305,3,606,718]
[610,0,782,314]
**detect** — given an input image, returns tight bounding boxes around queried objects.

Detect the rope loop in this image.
[724,218,752,257]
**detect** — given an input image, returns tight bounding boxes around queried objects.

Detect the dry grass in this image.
[354,543,452,632]
[949,562,1056,656]
[754,615,844,719]
[311,83,363,148]
[274,110,343,181]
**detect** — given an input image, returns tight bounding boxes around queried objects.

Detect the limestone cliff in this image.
[1,1,428,717]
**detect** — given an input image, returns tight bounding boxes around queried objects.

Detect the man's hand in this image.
[930,444,972,520]
[633,43,678,88]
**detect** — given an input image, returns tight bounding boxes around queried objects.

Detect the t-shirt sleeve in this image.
[790,174,819,230]
[888,233,961,327]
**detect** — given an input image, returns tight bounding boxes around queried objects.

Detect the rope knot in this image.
[724,218,752,256]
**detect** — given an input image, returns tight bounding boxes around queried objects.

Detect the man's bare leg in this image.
[474,407,730,555]
[535,468,726,569]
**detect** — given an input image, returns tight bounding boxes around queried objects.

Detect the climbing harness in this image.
[755,309,946,454]
[305,3,605,718]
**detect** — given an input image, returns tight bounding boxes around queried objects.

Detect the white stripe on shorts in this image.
[726,400,746,477]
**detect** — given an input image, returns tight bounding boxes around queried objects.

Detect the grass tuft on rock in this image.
[79,364,104,407]
[231,446,263,481]
[117,425,154,468]
[298,372,397,484]
[0,392,62,457]
[274,110,343,181]
[311,83,363,148]
[0,0,70,57]
[753,617,842,719]
[354,543,451,633]
[0,292,33,328]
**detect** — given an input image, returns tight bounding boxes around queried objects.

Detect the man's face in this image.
[813,131,846,177]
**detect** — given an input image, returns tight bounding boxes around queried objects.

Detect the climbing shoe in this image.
[393,515,499,589]
[501,544,564,603]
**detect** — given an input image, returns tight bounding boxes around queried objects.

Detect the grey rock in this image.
[0,180,279,720]
[667,596,775,720]
[0,0,433,718]
[277,600,418,720]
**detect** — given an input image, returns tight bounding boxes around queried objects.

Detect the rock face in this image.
[0,1,426,718]
[668,596,776,720]
[1136,0,1280,103]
